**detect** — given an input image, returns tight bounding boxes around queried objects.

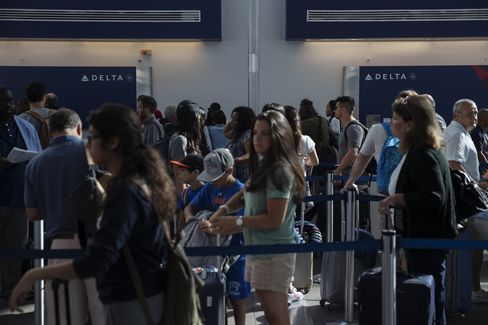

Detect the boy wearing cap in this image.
[170,154,205,229]
[183,148,250,325]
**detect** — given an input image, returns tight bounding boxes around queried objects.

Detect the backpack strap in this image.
[343,120,367,144]
[24,110,44,123]
[382,122,392,137]
[123,243,155,325]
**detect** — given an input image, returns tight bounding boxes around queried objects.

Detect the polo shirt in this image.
[25,135,88,239]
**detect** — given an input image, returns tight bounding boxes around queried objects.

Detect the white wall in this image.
[0,0,487,117]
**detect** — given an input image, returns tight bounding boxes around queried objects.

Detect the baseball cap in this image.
[197,148,234,182]
[177,100,205,115]
[170,154,204,172]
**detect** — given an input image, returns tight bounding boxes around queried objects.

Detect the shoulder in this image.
[406,147,443,166]
[300,135,315,148]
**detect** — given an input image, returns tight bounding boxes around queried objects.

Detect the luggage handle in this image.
[52,278,71,325]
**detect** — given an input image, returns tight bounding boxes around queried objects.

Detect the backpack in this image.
[124,221,205,325]
[316,116,337,163]
[24,109,56,148]
[153,136,171,163]
[450,168,488,222]
[344,121,377,174]
[328,116,339,149]
[376,123,402,195]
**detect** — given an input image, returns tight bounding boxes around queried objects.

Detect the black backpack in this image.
[343,121,377,174]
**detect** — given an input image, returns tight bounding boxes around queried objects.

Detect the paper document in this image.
[5,147,39,163]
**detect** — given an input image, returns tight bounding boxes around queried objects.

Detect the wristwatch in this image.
[235,215,243,230]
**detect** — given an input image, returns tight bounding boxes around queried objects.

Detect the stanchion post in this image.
[34,220,45,325]
[382,207,397,325]
[344,189,356,323]
[326,172,334,243]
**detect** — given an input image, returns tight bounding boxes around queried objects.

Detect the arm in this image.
[334,147,359,175]
[209,197,289,235]
[477,150,488,164]
[343,153,373,189]
[9,262,77,311]
[305,147,319,167]
[26,208,42,221]
[183,204,198,224]
[234,138,251,165]
[448,160,469,174]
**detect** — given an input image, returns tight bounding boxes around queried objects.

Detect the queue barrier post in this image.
[382,207,397,325]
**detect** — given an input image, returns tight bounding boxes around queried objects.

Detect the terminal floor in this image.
[1,253,487,325]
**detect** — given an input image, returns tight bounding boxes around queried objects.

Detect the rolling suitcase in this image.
[196,266,226,325]
[357,267,436,325]
[51,279,72,325]
[445,228,472,317]
[293,203,314,293]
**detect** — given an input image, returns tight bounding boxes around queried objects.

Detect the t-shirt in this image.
[298,135,315,170]
[177,186,204,210]
[338,121,365,164]
[19,108,52,135]
[444,120,480,181]
[142,116,165,146]
[359,123,388,163]
[190,180,244,215]
[388,155,406,195]
[329,117,341,135]
[243,165,296,259]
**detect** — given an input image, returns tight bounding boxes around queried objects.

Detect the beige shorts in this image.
[245,253,296,294]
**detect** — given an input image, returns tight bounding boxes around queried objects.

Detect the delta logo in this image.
[364,73,416,81]
[81,74,134,82]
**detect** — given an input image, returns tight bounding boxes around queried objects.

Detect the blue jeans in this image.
[405,249,449,325]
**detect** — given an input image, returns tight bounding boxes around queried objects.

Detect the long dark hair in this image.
[284,105,302,154]
[231,106,256,141]
[176,108,203,154]
[247,111,305,204]
[88,103,176,222]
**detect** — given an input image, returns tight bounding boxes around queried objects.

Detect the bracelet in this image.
[219,204,230,214]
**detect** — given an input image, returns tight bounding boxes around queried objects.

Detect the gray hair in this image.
[48,108,81,132]
[164,105,177,122]
[453,99,477,115]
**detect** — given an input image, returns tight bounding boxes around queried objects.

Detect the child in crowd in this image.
[184,148,250,325]
[170,153,204,230]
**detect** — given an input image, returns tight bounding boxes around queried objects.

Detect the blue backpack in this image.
[376,123,402,195]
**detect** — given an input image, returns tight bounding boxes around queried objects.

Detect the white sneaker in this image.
[471,289,488,304]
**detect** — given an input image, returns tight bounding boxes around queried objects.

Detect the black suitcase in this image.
[197,266,226,325]
[51,279,72,325]
[357,267,436,325]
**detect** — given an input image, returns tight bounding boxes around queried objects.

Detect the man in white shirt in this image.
[444,98,488,303]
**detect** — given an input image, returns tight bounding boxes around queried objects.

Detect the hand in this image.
[342,181,358,193]
[9,272,35,312]
[199,219,215,235]
[379,196,396,216]
[210,216,239,235]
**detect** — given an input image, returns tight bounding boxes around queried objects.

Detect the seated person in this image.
[184,148,250,325]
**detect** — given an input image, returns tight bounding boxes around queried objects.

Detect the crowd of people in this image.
[1,80,487,325]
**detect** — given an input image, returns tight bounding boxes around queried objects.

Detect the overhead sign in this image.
[0,0,221,40]
[287,0,488,40]
[0,66,138,124]
[352,65,488,124]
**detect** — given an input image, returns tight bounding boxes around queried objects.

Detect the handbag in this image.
[450,168,488,221]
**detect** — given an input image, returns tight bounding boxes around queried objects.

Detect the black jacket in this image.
[396,146,457,239]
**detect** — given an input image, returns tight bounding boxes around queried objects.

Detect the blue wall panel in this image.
[0,66,137,124]
[357,65,488,125]
[287,0,488,40]
[0,0,221,40]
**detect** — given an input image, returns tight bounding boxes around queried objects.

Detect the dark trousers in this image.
[405,249,449,325]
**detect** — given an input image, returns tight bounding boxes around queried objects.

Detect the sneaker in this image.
[472,289,488,304]
[287,288,304,304]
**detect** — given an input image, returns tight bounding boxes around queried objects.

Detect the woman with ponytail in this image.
[9,103,176,325]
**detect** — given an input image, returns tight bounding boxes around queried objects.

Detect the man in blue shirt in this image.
[24,108,104,325]
[184,148,250,325]
[0,85,41,299]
